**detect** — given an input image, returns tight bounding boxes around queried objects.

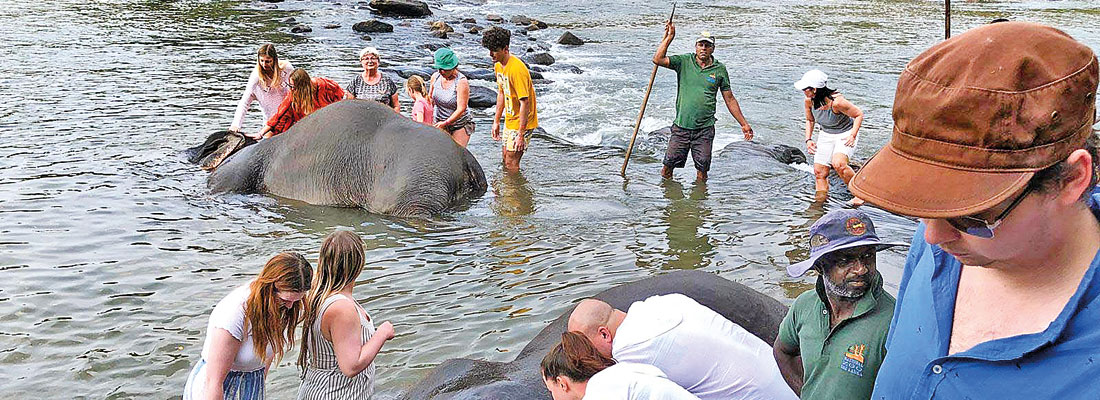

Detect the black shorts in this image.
[663,124,716,172]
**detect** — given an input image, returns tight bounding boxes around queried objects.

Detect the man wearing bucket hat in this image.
[773,209,906,399]
[847,22,1100,398]
[654,21,754,182]
[429,48,475,147]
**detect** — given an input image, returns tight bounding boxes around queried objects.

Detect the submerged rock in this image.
[361,35,373,41]
[430,30,447,39]
[323,24,340,29]
[290,24,312,33]
[531,19,549,29]
[282,17,296,24]
[467,25,483,34]
[510,15,531,25]
[486,14,504,22]
[353,19,394,33]
[461,17,476,24]
[526,23,541,32]
[369,0,432,17]
[558,31,584,45]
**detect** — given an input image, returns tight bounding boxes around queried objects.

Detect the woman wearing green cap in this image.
[428,48,474,147]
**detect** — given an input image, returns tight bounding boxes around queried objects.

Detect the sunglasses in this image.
[943,185,1033,238]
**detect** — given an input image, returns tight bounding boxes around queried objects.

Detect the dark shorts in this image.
[446,119,475,136]
[663,124,716,172]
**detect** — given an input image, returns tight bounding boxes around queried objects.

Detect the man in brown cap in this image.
[851,22,1100,398]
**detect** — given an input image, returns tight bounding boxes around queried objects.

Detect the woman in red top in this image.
[252,68,345,139]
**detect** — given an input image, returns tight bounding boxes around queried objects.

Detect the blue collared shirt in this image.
[872,188,1100,399]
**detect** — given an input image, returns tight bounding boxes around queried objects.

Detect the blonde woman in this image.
[345,47,400,113]
[183,252,313,400]
[297,231,395,400]
[230,44,294,132]
[253,69,345,139]
[406,76,433,124]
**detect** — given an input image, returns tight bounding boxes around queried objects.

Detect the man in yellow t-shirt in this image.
[482,27,538,171]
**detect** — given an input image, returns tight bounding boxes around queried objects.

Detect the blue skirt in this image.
[183,359,266,400]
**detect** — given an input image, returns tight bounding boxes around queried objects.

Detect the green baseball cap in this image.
[432,48,459,70]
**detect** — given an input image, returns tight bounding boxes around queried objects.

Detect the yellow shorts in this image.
[502,128,533,152]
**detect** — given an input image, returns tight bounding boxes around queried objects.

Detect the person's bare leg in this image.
[661,165,674,180]
[503,149,523,171]
[696,169,707,182]
[813,163,830,203]
[831,154,864,207]
[452,128,470,147]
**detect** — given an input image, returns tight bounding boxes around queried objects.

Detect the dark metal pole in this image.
[945,0,951,39]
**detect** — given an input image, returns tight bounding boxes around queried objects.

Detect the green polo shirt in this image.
[777,271,894,400]
[669,53,731,130]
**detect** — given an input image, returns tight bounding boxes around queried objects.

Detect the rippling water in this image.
[2,0,1098,397]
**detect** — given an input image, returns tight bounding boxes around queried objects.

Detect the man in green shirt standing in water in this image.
[654,21,754,182]
[773,209,906,399]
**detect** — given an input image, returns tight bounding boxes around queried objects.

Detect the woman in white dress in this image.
[297,230,396,400]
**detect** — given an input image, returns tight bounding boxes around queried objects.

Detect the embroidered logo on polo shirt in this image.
[840,343,866,377]
[845,217,867,236]
[706,74,717,84]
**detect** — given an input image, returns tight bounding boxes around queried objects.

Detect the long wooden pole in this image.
[945,0,951,39]
[621,3,676,176]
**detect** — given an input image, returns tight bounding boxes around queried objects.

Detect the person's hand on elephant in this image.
[491,121,502,141]
[376,321,396,341]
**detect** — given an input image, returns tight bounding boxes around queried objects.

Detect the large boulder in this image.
[353,19,394,33]
[468,85,498,109]
[369,0,432,17]
[521,52,555,66]
[558,31,584,45]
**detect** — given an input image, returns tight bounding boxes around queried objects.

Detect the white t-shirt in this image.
[200,283,270,372]
[584,362,700,400]
[612,294,797,400]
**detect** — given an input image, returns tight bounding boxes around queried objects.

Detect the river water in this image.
[2,0,1098,398]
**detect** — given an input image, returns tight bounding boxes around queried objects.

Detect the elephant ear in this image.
[460,146,488,196]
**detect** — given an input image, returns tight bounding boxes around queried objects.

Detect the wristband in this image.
[805,138,813,142]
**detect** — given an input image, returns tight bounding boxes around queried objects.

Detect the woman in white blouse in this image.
[228,44,293,132]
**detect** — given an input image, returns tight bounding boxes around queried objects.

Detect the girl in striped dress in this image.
[297,230,395,400]
[183,252,313,400]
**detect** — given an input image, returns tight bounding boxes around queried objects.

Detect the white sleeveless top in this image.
[297,294,377,400]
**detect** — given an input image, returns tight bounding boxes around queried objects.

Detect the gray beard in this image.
[823,276,867,299]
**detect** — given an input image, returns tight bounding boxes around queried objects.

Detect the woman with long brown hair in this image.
[229,44,294,133]
[297,230,395,400]
[183,252,313,400]
[252,68,345,139]
[541,331,698,400]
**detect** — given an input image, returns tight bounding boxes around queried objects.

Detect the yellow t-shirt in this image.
[494,55,538,130]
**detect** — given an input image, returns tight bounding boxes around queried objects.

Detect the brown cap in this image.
[850,22,1098,218]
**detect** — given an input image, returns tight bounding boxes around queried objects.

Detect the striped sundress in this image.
[297,294,377,400]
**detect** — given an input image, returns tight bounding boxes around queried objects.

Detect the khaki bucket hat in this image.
[850,22,1098,218]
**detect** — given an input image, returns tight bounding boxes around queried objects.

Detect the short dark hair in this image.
[1028,130,1099,201]
[481,27,511,51]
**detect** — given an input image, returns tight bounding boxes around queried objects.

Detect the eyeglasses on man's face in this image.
[943,185,1034,238]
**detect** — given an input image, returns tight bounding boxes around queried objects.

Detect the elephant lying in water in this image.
[396,271,788,399]
[201,100,488,217]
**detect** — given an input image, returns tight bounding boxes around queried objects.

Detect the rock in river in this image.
[521,52,555,66]
[558,31,584,45]
[353,19,394,33]
[290,24,312,33]
[468,85,498,109]
[369,0,432,17]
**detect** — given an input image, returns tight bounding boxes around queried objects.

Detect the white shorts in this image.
[813,128,858,166]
